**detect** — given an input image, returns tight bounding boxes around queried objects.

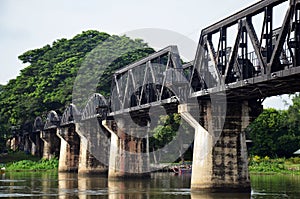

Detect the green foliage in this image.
[0,30,154,141]
[248,108,287,157]
[249,155,300,174]
[6,158,58,171]
[248,97,300,158]
[149,113,181,150]
[249,155,286,173]
[149,113,193,162]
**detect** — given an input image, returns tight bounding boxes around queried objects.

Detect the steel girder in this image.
[190,0,300,98]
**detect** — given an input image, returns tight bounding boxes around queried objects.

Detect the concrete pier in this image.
[57,124,80,172]
[179,100,262,192]
[31,117,44,157]
[41,110,61,159]
[76,119,109,175]
[77,93,110,175]
[103,119,150,179]
[57,104,80,172]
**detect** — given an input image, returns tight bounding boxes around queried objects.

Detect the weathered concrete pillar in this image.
[179,100,262,192]
[8,136,18,151]
[29,132,42,157]
[103,119,150,179]
[76,119,109,175]
[40,129,60,159]
[57,124,80,172]
[23,133,31,154]
[41,111,61,159]
[32,117,44,157]
[29,136,37,156]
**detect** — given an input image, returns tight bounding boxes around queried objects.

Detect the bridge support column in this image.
[179,100,262,192]
[23,133,31,154]
[29,132,43,157]
[76,120,109,175]
[40,129,60,159]
[103,119,150,178]
[57,124,80,172]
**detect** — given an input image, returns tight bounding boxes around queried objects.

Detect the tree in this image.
[149,113,193,163]
[0,30,154,144]
[248,108,287,157]
[248,96,300,158]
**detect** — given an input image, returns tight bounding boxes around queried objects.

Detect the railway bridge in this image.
[9,0,300,193]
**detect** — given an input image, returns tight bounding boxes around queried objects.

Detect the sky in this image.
[0,0,292,109]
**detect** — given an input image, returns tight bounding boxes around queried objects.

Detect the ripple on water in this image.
[0,185,29,190]
[251,190,289,198]
[0,180,26,183]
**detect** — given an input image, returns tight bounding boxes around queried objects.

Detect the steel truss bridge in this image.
[107,0,300,119]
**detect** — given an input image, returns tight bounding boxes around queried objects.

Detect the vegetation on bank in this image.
[249,155,300,174]
[4,158,58,171]
[0,151,58,171]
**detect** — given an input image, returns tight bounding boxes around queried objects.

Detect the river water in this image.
[0,172,300,198]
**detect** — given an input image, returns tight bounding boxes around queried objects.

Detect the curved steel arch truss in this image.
[33,116,44,132]
[44,110,60,130]
[60,104,81,126]
[81,93,108,120]
[110,45,188,115]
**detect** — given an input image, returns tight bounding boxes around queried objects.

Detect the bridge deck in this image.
[191,65,300,100]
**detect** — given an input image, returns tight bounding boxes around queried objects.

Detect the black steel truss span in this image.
[109,46,188,116]
[60,104,81,126]
[81,93,108,121]
[189,0,300,99]
[23,0,300,133]
[44,110,60,130]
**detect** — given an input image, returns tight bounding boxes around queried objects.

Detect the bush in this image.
[6,158,58,171]
[249,156,285,173]
[286,157,300,164]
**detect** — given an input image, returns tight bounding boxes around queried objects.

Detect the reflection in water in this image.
[77,173,108,199]
[251,175,300,199]
[108,179,150,199]
[0,171,58,198]
[0,172,300,198]
[191,192,251,199]
[58,172,78,199]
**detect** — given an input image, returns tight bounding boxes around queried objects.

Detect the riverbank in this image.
[249,155,300,175]
[0,151,58,172]
[2,152,300,174]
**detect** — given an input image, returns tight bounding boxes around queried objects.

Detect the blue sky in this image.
[0,0,292,109]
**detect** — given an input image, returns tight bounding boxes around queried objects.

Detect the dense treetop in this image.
[248,94,300,158]
[0,30,154,137]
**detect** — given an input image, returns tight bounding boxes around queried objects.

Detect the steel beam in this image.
[202,0,287,35]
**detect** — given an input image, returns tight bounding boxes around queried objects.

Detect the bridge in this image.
[7,0,300,193]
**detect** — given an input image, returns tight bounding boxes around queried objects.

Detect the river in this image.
[0,172,300,198]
